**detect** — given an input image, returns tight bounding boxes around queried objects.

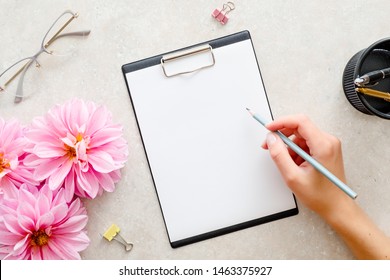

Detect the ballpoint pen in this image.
[355,87,390,102]
[354,67,390,87]
[246,108,358,199]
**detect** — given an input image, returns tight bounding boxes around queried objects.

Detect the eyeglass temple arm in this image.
[43,12,77,47]
[43,10,90,49]
[47,30,91,45]
[0,57,32,89]
[14,59,35,103]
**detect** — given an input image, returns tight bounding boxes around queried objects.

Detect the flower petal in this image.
[0,177,19,198]
[30,246,43,260]
[60,133,76,147]
[1,119,22,147]
[67,198,85,217]
[64,166,75,202]
[18,203,36,224]
[54,215,88,234]
[55,231,90,251]
[0,223,23,245]
[23,154,47,166]
[87,150,116,173]
[33,142,67,158]
[13,234,30,255]
[3,214,25,236]
[85,105,109,135]
[47,159,73,191]
[36,212,55,229]
[34,156,68,182]
[94,171,115,192]
[74,167,99,198]
[89,126,123,148]
[50,203,68,224]
[25,128,58,144]
[35,191,51,217]
[46,238,78,260]
[17,215,34,233]
[40,245,60,260]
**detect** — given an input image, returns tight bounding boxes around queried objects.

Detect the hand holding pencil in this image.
[252,113,356,212]
[255,113,390,260]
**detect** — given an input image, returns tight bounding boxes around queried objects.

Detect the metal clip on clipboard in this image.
[161,44,215,77]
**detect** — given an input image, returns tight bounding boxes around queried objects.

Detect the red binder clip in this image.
[212,2,235,25]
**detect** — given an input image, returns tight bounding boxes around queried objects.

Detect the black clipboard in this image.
[122,31,298,248]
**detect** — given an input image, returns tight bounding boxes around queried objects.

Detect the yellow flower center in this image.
[30,229,50,247]
[75,133,83,142]
[64,133,84,159]
[0,153,10,173]
[66,146,77,159]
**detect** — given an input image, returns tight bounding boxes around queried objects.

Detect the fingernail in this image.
[266,133,276,146]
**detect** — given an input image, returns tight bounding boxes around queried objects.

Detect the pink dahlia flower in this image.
[0,118,37,198]
[0,184,90,260]
[24,98,128,202]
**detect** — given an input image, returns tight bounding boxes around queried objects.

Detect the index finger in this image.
[266,114,326,147]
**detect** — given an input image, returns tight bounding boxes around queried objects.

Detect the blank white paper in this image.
[125,38,297,244]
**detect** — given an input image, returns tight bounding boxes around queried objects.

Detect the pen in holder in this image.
[343,38,390,119]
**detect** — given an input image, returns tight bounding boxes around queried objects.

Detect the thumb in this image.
[266,132,300,183]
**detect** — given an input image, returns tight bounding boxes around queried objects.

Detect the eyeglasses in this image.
[0,10,90,103]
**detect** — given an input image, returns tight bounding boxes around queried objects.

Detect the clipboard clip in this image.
[161,44,215,78]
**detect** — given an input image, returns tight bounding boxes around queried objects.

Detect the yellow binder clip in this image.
[103,224,133,252]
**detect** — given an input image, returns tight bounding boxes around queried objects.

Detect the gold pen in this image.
[355,87,390,102]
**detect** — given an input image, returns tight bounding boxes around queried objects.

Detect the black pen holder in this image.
[343,38,390,119]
